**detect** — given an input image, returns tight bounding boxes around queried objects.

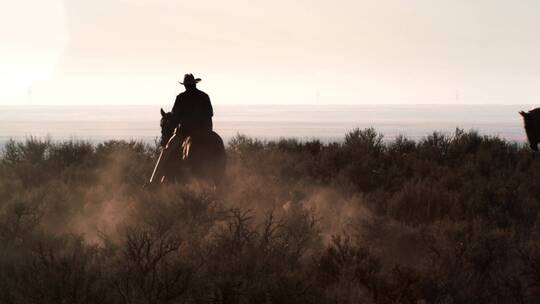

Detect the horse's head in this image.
[160,108,176,147]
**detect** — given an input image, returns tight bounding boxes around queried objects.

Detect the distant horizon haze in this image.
[0,104,531,146]
[2,102,540,107]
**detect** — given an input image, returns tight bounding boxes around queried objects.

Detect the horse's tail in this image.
[208,131,227,182]
[188,130,227,183]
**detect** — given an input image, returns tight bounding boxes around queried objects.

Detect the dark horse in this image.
[520,108,540,151]
[149,108,226,185]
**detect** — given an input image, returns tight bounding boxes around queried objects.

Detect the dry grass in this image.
[0,128,539,303]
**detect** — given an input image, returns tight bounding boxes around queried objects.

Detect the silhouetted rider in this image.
[173,74,213,137]
[148,74,215,184]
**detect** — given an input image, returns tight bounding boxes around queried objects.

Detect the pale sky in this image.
[2,0,540,105]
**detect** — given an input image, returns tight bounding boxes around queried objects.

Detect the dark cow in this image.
[520,108,540,151]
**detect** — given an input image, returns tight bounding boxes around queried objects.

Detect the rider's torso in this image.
[172,88,213,132]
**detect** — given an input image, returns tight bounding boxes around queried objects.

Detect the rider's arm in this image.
[171,94,182,125]
[204,94,213,118]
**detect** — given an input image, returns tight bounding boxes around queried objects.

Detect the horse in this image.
[149,108,226,185]
[520,108,540,151]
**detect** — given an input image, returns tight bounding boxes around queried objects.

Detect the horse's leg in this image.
[150,134,182,184]
[149,149,165,184]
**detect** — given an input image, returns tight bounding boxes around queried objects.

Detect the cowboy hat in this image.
[179,73,201,85]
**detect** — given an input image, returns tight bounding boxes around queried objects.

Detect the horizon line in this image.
[0,103,538,107]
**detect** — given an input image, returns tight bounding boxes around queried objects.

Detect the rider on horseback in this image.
[171,73,213,143]
[149,73,214,183]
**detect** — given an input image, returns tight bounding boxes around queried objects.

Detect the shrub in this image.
[1,130,539,303]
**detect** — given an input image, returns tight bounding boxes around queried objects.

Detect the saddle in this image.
[177,128,210,161]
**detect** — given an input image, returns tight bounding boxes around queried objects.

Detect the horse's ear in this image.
[160,108,166,117]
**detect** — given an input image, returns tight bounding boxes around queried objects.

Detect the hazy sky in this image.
[2,0,540,105]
